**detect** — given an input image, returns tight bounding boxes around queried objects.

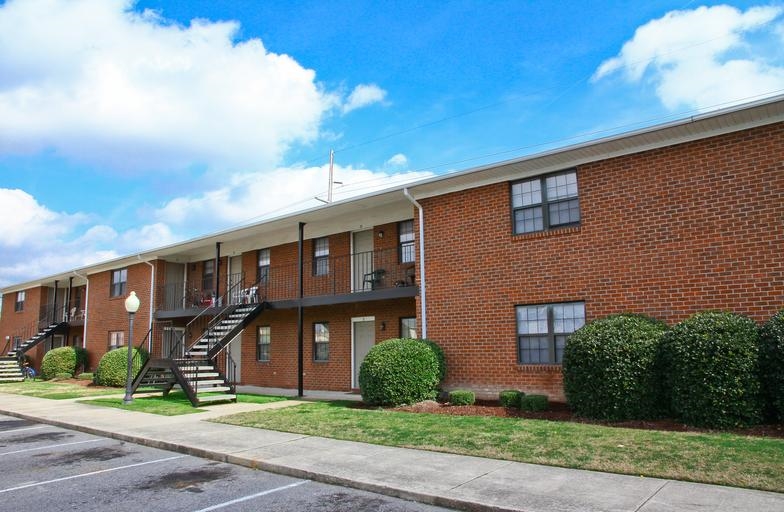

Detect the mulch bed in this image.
[385,400,784,439]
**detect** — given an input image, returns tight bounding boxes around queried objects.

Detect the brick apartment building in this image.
[1,96,782,402]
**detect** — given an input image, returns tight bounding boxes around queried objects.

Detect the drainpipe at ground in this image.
[403,188,427,339]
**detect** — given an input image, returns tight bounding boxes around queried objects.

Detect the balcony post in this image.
[297,221,305,398]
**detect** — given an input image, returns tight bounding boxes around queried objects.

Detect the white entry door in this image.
[227,333,242,383]
[352,230,374,292]
[352,317,375,388]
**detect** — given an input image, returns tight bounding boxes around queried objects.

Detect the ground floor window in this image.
[257,326,271,362]
[400,317,417,338]
[109,330,125,349]
[313,322,329,361]
[516,302,585,364]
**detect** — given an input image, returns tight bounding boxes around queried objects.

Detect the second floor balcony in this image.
[156,246,417,317]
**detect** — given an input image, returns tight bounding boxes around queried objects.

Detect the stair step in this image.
[0,377,24,383]
[183,372,220,379]
[197,385,231,393]
[194,379,227,386]
[196,394,236,405]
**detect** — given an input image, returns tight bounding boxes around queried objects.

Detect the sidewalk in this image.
[0,392,781,512]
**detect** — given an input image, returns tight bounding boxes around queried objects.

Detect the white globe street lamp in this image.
[123,291,140,404]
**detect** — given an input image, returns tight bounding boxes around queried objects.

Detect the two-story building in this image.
[1,95,782,402]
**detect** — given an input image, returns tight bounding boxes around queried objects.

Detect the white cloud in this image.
[386,153,408,168]
[593,5,784,110]
[0,188,86,247]
[0,0,354,171]
[155,165,433,232]
[342,83,388,113]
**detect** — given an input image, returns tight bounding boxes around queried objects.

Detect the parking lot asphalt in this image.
[0,414,454,512]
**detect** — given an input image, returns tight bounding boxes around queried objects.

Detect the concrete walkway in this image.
[0,393,781,512]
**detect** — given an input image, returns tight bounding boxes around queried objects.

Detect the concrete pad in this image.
[640,480,784,512]
[446,461,667,512]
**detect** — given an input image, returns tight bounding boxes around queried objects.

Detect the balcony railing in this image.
[157,247,416,312]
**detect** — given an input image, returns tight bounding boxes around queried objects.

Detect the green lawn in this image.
[81,391,287,416]
[213,401,784,493]
[0,380,123,399]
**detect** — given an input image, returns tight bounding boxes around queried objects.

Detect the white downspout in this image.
[403,188,427,339]
[72,270,89,349]
[138,256,155,352]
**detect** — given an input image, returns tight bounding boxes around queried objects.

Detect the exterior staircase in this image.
[0,358,24,382]
[131,302,265,407]
[8,321,68,358]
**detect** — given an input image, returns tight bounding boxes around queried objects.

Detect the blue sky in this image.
[1,0,783,287]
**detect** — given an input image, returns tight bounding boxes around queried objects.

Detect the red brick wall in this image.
[421,122,784,401]
[85,262,154,370]
[236,299,416,390]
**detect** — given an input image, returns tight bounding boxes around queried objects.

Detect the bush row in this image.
[40,346,88,380]
[497,389,550,411]
[563,310,784,428]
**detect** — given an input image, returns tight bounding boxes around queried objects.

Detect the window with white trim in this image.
[110,269,127,297]
[14,291,25,312]
[400,317,417,338]
[109,331,125,349]
[257,248,270,283]
[516,302,585,364]
[313,322,329,361]
[257,326,271,362]
[398,220,415,263]
[313,238,329,276]
[511,170,580,234]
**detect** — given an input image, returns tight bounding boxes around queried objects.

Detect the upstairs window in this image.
[257,249,270,283]
[14,291,25,312]
[313,237,329,276]
[511,170,580,234]
[516,302,585,364]
[398,220,415,263]
[202,259,215,292]
[110,269,127,297]
[314,322,329,361]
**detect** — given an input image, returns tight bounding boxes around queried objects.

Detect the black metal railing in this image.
[9,303,71,352]
[156,247,416,312]
[130,327,152,378]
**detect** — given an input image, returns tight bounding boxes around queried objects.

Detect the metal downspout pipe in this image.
[72,270,89,349]
[138,256,155,352]
[403,188,427,339]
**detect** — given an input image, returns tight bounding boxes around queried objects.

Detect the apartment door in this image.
[162,327,185,358]
[352,317,375,388]
[164,262,185,309]
[228,256,243,304]
[227,334,242,383]
[352,230,374,292]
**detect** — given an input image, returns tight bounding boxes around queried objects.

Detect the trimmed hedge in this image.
[54,372,73,380]
[94,347,146,387]
[449,390,475,406]
[78,372,94,381]
[499,390,523,408]
[662,311,762,428]
[40,346,78,380]
[74,346,88,373]
[359,338,441,406]
[420,338,447,382]
[563,314,668,421]
[520,394,549,412]
[760,309,784,422]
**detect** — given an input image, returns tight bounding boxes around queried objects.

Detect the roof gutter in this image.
[72,270,89,350]
[403,188,427,339]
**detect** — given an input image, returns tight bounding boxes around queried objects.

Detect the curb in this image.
[0,407,520,512]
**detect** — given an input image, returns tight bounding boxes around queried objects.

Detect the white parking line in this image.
[0,425,46,434]
[0,438,106,456]
[0,455,185,494]
[192,481,310,512]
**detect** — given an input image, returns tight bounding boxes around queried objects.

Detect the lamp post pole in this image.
[123,291,140,405]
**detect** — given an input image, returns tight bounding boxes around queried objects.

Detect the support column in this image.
[67,277,73,322]
[297,222,305,398]
[215,242,222,301]
[53,280,59,324]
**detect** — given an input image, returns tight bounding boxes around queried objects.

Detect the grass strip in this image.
[213,401,784,493]
[81,391,287,416]
[0,380,123,399]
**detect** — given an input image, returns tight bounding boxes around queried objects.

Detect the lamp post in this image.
[123,291,140,404]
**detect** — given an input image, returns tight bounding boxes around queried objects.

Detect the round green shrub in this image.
[499,390,523,408]
[563,314,668,421]
[662,311,762,428]
[40,346,78,380]
[760,309,784,422]
[419,338,447,382]
[74,346,88,373]
[94,347,147,387]
[359,338,440,406]
[449,389,475,406]
[520,394,549,412]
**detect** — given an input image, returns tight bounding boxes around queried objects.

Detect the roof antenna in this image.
[316,149,342,204]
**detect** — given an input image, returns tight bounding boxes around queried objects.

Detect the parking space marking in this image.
[0,438,106,456]
[192,481,310,512]
[0,455,185,494]
[0,425,46,434]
